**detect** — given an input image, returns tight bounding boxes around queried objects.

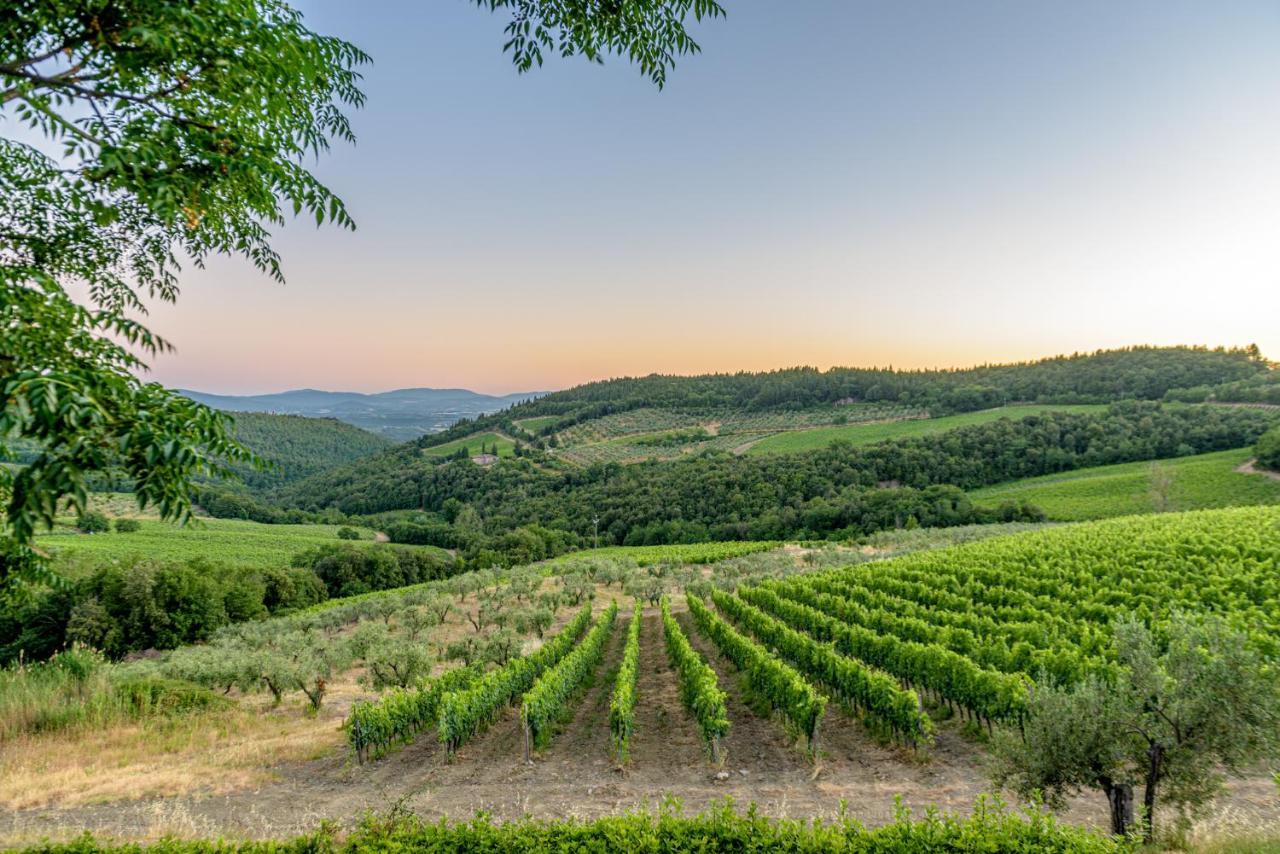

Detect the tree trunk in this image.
[1101,780,1134,837]
[1143,744,1163,843]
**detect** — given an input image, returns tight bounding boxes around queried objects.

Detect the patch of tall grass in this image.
[0,646,125,740]
[0,646,225,740]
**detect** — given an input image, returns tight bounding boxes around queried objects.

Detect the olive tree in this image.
[992,615,1280,841]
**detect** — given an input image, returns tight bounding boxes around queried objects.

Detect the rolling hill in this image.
[226,411,394,489]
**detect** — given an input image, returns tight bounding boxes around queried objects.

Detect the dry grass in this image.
[0,688,349,810]
[0,582,611,814]
[1178,808,1280,853]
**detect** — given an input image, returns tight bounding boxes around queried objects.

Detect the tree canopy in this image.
[1,0,722,598]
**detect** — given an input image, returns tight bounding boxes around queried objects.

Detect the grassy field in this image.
[514,415,561,433]
[421,431,516,458]
[36,517,409,570]
[971,447,1280,521]
[745,404,1107,455]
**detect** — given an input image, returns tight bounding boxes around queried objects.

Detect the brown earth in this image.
[3,607,1277,845]
[1236,458,1280,482]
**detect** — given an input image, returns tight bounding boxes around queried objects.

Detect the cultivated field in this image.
[420,431,516,458]
[5,509,1277,846]
[36,517,397,570]
[971,447,1280,521]
[743,404,1107,455]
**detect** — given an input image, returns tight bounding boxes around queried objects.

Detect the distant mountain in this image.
[180,387,545,441]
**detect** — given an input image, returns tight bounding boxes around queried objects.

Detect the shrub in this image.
[113,518,142,533]
[337,526,361,540]
[75,511,110,533]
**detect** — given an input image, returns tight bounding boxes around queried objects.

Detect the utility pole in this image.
[592,514,600,551]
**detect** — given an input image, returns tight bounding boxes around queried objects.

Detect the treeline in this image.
[1164,367,1280,405]
[276,402,1277,546]
[419,345,1267,449]
[0,544,457,664]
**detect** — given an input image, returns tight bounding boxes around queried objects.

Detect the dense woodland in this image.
[269,402,1275,551]
[226,412,391,489]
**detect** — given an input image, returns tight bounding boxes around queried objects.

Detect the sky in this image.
[137,0,1280,395]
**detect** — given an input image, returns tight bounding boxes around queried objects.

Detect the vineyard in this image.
[333,507,1279,779]
[4,507,1278,844]
[35,514,395,570]
[971,446,1280,520]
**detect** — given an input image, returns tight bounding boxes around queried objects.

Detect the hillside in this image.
[270,401,1279,559]
[183,387,544,440]
[227,412,392,489]
[419,345,1268,450]
[970,447,1280,521]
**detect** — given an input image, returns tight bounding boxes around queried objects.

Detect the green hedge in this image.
[18,801,1128,853]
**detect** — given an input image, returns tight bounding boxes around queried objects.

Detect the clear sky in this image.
[142,0,1280,395]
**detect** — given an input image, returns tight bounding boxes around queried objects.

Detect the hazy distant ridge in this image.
[180,387,545,441]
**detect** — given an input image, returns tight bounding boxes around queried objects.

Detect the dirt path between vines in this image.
[1236,458,1280,482]
[6,607,1279,845]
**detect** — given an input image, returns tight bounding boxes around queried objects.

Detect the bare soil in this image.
[4,606,1277,845]
[1236,458,1280,482]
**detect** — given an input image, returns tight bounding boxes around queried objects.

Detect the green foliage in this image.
[631,427,713,447]
[1,0,370,595]
[753,580,1037,718]
[549,541,778,567]
[713,589,934,746]
[0,555,331,663]
[521,601,617,752]
[38,515,396,569]
[476,0,725,89]
[686,594,826,749]
[429,346,1267,444]
[112,677,231,716]
[1256,425,1280,471]
[360,632,433,691]
[113,518,141,533]
[0,647,219,739]
[292,542,458,598]
[971,448,1280,521]
[437,603,593,754]
[421,432,515,460]
[661,597,729,758]
[2,798,1131,852]
[277,401,1276,545]
[347,663,483,763]
[336,526,361,540]
[991,615,1280,841]
[74,511,110,534]
[747,404,1104,455]
[226,412,391,490]
[608,603,643,763]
